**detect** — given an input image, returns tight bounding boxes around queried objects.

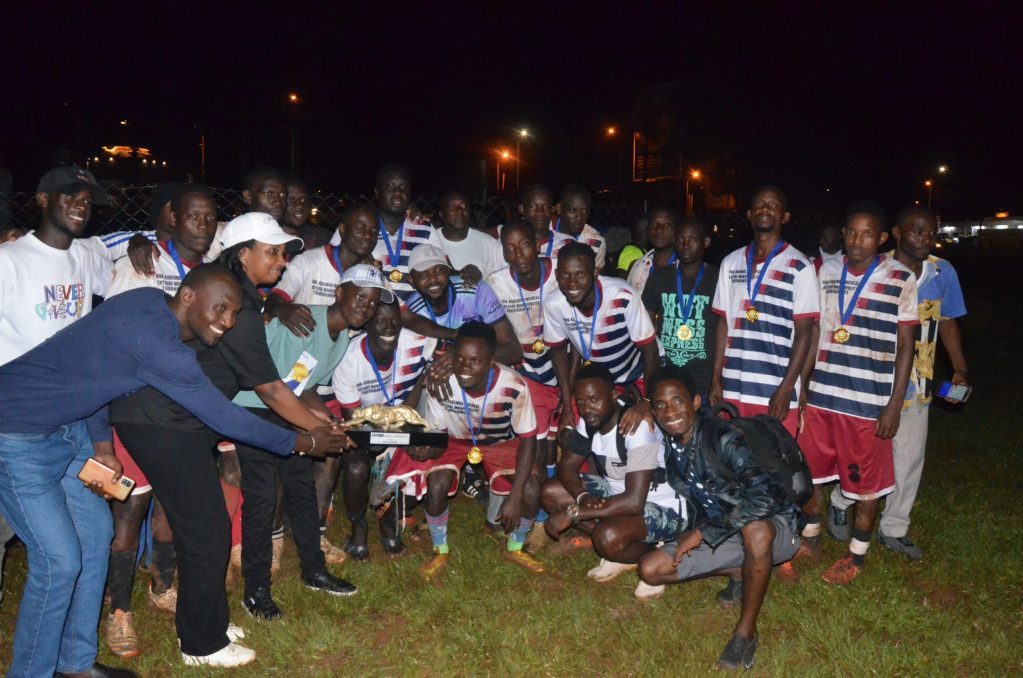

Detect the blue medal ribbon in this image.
[379,216,405,269]
[332,245,345,278]
[365,341,396,406]
[571,282,601,362]
[165,240,188,281]
[513,262,546,341]
[423,285,455,329]
[543,230,556,258]
[838,256,881,328]
[674,262,705,326]
[460,367,494,448]
[745,240,785,311]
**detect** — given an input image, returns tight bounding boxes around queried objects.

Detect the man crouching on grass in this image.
[541,363,685,597]
[637,366,801,672]
[385,321,544,580]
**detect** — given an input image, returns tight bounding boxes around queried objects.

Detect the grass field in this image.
[1,251,1020,676]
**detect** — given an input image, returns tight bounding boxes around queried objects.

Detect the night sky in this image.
[2,2,1019,221]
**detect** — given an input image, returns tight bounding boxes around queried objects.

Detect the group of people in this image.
[0,161,967,675]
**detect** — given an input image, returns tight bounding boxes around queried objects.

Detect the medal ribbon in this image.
[513,261,546,341]
[332,245,345,278]
[423,285,455,329]
[379,216,405,269]
[571,282,601,361]
[460,367,494,448]
[165,240,188,281]
[674,261,705,326]
[366,341,396,406]
[543,230,556,257]
[745,241,785,310]
[838,256,880,328]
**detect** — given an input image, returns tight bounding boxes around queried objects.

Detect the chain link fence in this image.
[5,185,647,239]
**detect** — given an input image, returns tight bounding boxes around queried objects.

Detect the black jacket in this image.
[664,413,799,548]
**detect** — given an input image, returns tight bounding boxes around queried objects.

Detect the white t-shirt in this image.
[555,222,607,270]
[543,276,657,385]
[484,261,560,386]
[711,242,819,407]
[107,241,196,297]
[627,249,678,294]
[333,330,438,408]
[428,228,498,272]
[272,244,346,305]
[575,418,678,511]
[423,363,537,444]
[0,234,112,365]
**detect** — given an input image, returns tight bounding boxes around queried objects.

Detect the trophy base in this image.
[344,426,448,449]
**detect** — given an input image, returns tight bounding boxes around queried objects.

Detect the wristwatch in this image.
[566,503,581,525]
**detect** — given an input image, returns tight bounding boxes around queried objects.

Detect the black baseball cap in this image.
[36,165,110,205]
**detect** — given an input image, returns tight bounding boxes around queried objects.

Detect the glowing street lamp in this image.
[288,92,300,172]
[606,126,617,137]
[938,165,948,174]
[924,180,933,209]
[497,150,511,192]
[686,169,702,216]
[516,128,529,191]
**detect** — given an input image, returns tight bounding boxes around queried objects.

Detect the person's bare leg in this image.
[733,519,776,639]
[592,515,653,564]
[340,451,371,550]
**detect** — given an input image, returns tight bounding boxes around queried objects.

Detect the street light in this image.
[288,93,300,172]
[606,126,617,137]
[686,169,702,216]
[497,150,511,192]
[924,180,933,209]
[938,165,948,174]
[516,128,529,191]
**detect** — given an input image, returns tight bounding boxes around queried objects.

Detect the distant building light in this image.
[995,224,1009,230]
[995,211,1009,218]
[161,161,167,166]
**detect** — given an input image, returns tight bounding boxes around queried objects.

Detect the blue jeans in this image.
[0,421,114,677]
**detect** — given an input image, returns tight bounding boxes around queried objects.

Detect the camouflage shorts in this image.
[581,474,683,543]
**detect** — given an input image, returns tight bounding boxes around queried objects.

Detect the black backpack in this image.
[692,403,812,506]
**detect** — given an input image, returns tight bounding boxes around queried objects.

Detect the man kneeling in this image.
[638,366,801,672]
[541,364,684,596]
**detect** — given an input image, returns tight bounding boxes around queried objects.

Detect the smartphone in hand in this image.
[77,458,136,501]
[937,381,972,404]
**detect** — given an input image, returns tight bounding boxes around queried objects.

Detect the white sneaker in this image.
[182,641,256,667]
[227,623,245,642]
[586,558,638,583]
[634,580,666,601]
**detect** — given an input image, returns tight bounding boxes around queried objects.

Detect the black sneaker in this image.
[303,570,358,597]
[878,532,924,561]
[461,467,489,505]
[717,633,758,671]
[827,505,851,542]
[243,587,283,621]
[715,578,743,609]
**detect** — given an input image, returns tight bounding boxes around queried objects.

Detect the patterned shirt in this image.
[544,276,657,385]
[422,363,537,444]
[555,220,607,270]
[807,255,918,419]
[712,243,819,407]
[333,330,437,408]
[372,216,435,299]
[107,241,196,297]
[485,260,560,386]
[404,278,506,329]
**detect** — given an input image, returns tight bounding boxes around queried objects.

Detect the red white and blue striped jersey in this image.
[423,363,537,444]
[712,243,819,407]
[485,261,560,386]
[543,276,657,385]
[807,255,918,420]
[332,330,438,409]
[554,221,607,270]
[372,217,435,299]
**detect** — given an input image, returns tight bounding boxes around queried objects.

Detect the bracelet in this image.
[566,503,580,525]
[297,432,316,456]
[575,491,591,505]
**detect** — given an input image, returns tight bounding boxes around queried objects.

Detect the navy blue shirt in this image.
[0,287,297,456]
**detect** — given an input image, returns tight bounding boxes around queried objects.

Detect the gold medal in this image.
[833,327,851,344]
[388,269,403,283]
[531,339,546,354]
[676,324,693,341]
[745,306,759,322]
[467,446,483,464]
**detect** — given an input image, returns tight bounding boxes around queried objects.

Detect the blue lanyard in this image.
[745,241,785,308]
[379,217,405,268]
[674,262,705,325]
[838,256,880,327]
[423,285,455,329]
[543,230,556,257]
[332,245,344,278]
[365,341,396,406]
[571,282,601,361]
[460,367,494,447]
[165,240,188,281]
[513,262,545,339]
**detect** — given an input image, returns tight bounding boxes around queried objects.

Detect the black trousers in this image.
[115,424,229,657]
[236,410,324,592]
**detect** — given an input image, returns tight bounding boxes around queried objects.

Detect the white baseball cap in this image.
[220,212,304,252]
[340,264,396,304]
[408,244,451,273]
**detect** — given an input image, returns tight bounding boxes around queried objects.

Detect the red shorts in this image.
[800,405,894,500]
[385,438,525,499]
[113,428,151,494]
[324,398,343,420]
[526,378,560,441]
[724,399,799,438]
